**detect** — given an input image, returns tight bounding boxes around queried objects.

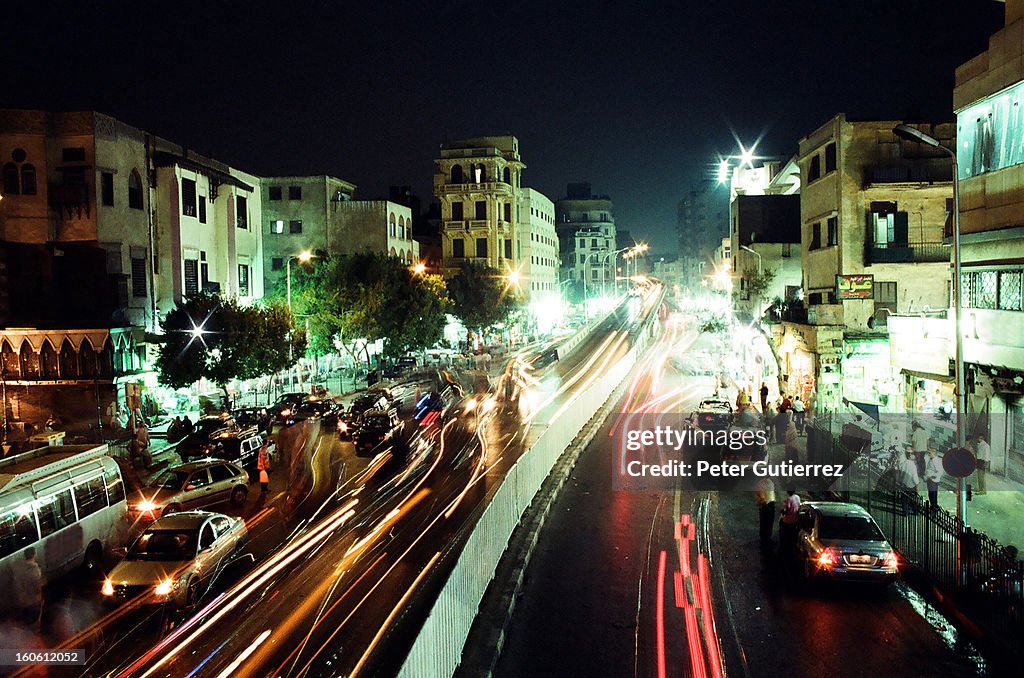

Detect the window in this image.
[181,178,197,217]
[827,216,838,246]
[0,510,39,559]
[238,264,250,297]
[476,237,488,258]
[209,464,235,483]
[782,243,792,258]
[74,475,109,518]
[104,466,125,504]
[503,167,511,184]
[128,170,143,209]
[62,147,86,162]
[187,469,212,489]
[975,271,998,309]
[504,239,512,259]
[3,163,18,195]
[200,523,216,549]
[37,490,76,537]
[268,185,282,201]
[504,203,511,222]
[579,254,585,264]
[289,185,302,200]
[131,257,147,298]
[592,269,599,279]
[578,238,585,249]
[824,142,837,173]
[200,251,210,290]
[184,259,199,296]
[451,201,463,220]
[271,257,284,271]
[808,154,821,182]
[475,201,486,220]
[289,220,302,234]
[452,238,465,258]
[271,220,284,234]
[810,223,822,250]
[101,172,114,206]
[198,195,207,224]
[874,281,897,323]
[451,164,464,183]
[20,164,36,195]
[999,271,1023,311]
[591,238,598,248]
[236,195,248,229]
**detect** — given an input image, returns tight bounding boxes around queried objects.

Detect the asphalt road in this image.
[494,322,989,678]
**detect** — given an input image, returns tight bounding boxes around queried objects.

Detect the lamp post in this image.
[893,124,967,533]
[739,245,762,275]
[286,250,313,310]
[605,247,629,297]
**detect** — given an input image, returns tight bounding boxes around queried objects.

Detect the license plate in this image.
[849,554,871,564]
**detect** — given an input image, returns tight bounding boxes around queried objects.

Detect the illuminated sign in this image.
[836,274,873,300]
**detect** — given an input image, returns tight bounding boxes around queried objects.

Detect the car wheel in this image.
[82,541,103,573]
[163,504,181,516]
[230,485,248,506]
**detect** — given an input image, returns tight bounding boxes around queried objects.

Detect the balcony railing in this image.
[438,181,512,193]
[863,163,952,184]
[866,241,949,264]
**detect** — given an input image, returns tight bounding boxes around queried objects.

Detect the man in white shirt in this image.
[973,434,991,494]
[792,396,806,434]
[779,489,801,557]
[924,447,944,508]
[897,449,921,514]
[911,421,930,478]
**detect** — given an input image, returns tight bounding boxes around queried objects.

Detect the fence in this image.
[808,421,1024,632]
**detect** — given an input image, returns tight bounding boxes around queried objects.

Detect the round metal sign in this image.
[942,446,976,478]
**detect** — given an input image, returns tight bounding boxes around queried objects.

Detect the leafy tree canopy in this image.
[445,261,524,332]
[156,293,304,392]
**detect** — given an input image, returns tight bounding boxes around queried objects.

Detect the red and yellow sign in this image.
[836,274,874,300]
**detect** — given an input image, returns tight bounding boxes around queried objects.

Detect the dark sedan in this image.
[352,409,404,456]
[284,397,340,426]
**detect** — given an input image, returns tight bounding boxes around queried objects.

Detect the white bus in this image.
[0,444,128,610]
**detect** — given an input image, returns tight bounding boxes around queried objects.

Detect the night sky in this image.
[6,1,1006,252]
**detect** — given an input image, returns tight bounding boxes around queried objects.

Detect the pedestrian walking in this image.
[779,489,801,558]
[755,477,776,546]
[973,434,990,494]
[792,396,806,434]
[924,446,944,508]
[134,421,151,468]
[11,547,43,628]
[759,382,769,413]
[784,420,799,464]
[774,405,790,444]
[780,393,792,412]
[897,449,921,514]
[911,420,929,478]
[257,441,272,493]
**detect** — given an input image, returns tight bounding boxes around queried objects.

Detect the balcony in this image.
[863,162,952,185]
[866,241,948,264]
[437,181,513,195]
[48,183,91,219]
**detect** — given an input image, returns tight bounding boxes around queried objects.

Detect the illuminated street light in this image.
[286,250,315,310]
[717,159,730,184]
[412,262,427,275]
[893,123,967,538]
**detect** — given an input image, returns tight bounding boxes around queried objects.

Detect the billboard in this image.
[836,274,873,300]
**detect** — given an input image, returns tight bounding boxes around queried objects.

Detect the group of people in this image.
[754,477,803,556]
[166,416,196,444]
[896,421,991,509]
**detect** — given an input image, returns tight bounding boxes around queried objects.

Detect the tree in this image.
[445,261,524,333]
[746,267,777,302]
[290,252,450,365]
[155,293,304,397]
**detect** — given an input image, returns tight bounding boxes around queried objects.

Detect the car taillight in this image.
[817,549,837,567]
[883,551,899,571]
[281,408,292,417]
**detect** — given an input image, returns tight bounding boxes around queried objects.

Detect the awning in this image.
[901,368,954,384]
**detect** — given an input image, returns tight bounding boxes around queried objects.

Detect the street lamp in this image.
[412,261,427,275]
[893,123,967,532]
[286,250,313,309]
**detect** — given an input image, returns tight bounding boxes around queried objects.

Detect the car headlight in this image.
[338,422,348,432]
[102,578,114,596]
[136,499,158,513]
[155,576,186,596]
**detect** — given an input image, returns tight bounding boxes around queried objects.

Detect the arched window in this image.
[39,340,58,379]
[390,247,398,258]
[128,169,144,209]
[451,164,463,184]
[99,338,114,378]
[59,339,78,379]
[3,163,19,195]
[19,164,36,195]
[473,164,485,183]
[19,342,39,378]
[503,167,511,184]
[79,339,98,378]
[389,212,396,237]
[0,340,20,378]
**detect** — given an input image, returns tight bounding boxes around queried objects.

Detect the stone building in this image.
[780,113,954,414]
[555,183,618,298]
[434,136,524,274]
[331,200,419,263]
[517,188,559,296]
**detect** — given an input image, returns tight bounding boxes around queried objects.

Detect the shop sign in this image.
[836,274,874,299]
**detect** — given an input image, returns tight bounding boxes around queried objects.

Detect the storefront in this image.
[842,337,904,412]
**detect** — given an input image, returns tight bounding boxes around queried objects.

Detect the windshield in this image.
[152,470,189,490]
[127,528,199,561]
[362,415,388,429]
[196,419,229,435]
[819,515,885,541]
[353,397,378,412]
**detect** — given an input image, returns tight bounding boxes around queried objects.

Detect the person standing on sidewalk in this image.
[911,421,929,478]
[784,420,799,463]
[792,396,806,435]
[924,446,944,508]
[897,449,921,514]
[973,434,990,495]
[774,404,790,444]
[12,547,43,628]
[779,489,801,558]
[760,382,769,413]
[257,441,272,493]
[755,477,776,547]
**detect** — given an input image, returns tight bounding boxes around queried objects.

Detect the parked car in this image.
[352,409,405,456]
[130,459,250,519]
[692,398,733,431]
[205,430,272,470]
[232,406,273,434]
[795,502,899,584]
[102,511,248,608]
[269,392,313,423]
[338,391,392,439]
[284,397,340,426]
[176,415,241,460]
